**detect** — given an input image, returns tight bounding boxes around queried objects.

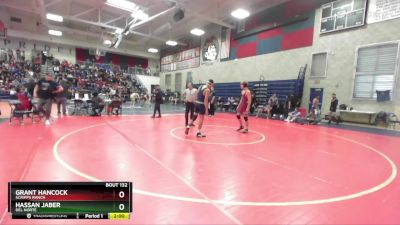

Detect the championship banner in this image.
[367,0,400,24]
[220,28,231,59]
[0,20,7,39]
[201,35,219,65]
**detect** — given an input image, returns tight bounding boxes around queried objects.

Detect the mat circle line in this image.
[52,116,398,206]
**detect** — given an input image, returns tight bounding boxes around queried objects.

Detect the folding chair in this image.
[388,113,400,130]
[72,99,86,115]
[8,100,33,125]
[84,100,94,115]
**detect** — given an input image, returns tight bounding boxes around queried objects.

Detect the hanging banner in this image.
[220,28,231,60]
[201,35,220,65]
[0,20,7,39]
[367,0,400,24]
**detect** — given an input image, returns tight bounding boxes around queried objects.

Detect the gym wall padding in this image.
[228,0,316,60]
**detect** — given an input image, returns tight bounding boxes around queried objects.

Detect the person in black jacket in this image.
[151,85,163,118]
[91,92,105,116]
[328,93,339,124]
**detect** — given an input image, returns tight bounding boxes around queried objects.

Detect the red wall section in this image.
[237,42,258,59]
[281,28,314,50]
[257,28,284,40]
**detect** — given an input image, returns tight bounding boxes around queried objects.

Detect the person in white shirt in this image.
[130,92,139,106]
[182,82,197,126]
[285,107,301,123]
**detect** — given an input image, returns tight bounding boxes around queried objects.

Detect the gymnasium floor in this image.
[1,106,400,224]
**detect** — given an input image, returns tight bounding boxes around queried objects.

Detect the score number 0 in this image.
[118,191,125,211]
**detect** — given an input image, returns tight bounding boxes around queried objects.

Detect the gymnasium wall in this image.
[75,48,160,76]
[228,3,315,60]
[305,7,400,116]
[160,6,400,116]
[0,37,76,63]
[135,75,160,93]
[160,0,317,91]
[76,48,149,69]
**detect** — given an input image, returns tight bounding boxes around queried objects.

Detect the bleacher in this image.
[212,82,242,99]
[0,92,11,100]
[206,78,304,104]
[253,79,304,103]
[210,65,306,104]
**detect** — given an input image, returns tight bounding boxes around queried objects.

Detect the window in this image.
[311,52,328,78]
[165,74,171,90]
[353,43,399,99]
[175,73,182,92]
[186,72,193,86]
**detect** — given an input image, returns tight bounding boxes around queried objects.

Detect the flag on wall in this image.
[0,20,7,38]
[220,28,231,59]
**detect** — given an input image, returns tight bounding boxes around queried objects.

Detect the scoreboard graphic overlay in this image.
[8,182,132,220]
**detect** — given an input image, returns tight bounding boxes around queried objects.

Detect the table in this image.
[338,110,377,125]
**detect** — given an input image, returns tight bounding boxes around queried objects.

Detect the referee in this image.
[151,85,163,118]
[183,82,197,126]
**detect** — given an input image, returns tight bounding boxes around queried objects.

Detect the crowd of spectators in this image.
[0,48,151,121]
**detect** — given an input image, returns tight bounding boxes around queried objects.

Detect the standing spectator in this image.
[287,93,299,112]
[310,96,320,124]
[183,82,197,126]
[328,93,339,124]
[268,93,279,116]
[209,87,216,116]
[130,92,140,106]
[55,78,70,116]
[151,85,163,118]
[91,92,105,116]
[25,78,36,97]
[33,73,64,125]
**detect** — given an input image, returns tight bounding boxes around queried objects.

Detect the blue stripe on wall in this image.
[229,47,237,60]
[283,11,315,33]
[236,35,258,45]
[256,36,283,55]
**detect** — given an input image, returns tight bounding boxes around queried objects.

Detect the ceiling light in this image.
[46,13,63,22]
[190,28,205,36]
[106,0,136,12]
[48,29,62,36]
[103,39,112,46]
[231,8,250,19]
[148,48,159,53]
[166,40,178,46]
[131,10,149,21]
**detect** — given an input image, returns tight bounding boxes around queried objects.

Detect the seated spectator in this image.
[285,107,301,123]
[256,104,272,118]
[222,98,232,111]
[107,94,122,115]
[16,88,31,111]
[217,97,223,110]
[91,92,104,116]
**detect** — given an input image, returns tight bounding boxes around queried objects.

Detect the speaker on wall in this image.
[173,9,185,22]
